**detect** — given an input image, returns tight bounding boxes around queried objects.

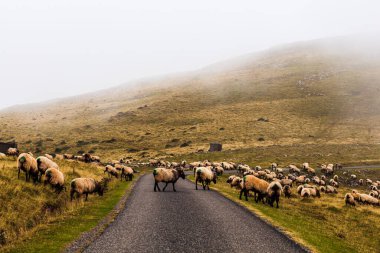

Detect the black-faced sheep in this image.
[44,168,65,193]
[17,153,38,182]
[267,181,282,208]
[283,185,291,198]
[195,167,217,190]
[344,193,356,206]
[230,177,243,190]
[239,175,269,203]
[104,165,119,179]
[70,178,109,201]
[153,167,186,192]
[121,166,134,181]
[37,156,59,182]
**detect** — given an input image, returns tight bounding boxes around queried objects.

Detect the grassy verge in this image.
[187,171,380,253]
[0,158,142,253]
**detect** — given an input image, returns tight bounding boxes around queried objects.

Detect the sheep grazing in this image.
[7,147,19,157]
[37,156,59,182]
[333,175,339,182]
[121,166,134,181]
[44,154,54,160]
[359,194,379,206]
[366,179,373,185]
[239,175,269,203]
[369,190,379,199]
[351,174,357,180]
[17,153,38,182]
[230,177,243,190]
[104,165,119,179]
[237,164,250,174]
[359,179,364,185]
[300,188,311,198]
[195,167,217,190]
[321,175,326,181]
[283,185,291,198]
[0,152,6,160]
[329,179,339,188]
[271,163,278,171]
[302,163,309,170]
[70,178,109,201]
[301,187,320,198]
[319,186,326,193]
[55,154,64,160]
[226,175,237,184]
[266,181,283,208]
[344,193,356,206]
[64,154,74,159]
[325,185,338,194]
[288,164,300,174]
[280,178,293,187]
[221,162,235,170]
[295,175,306,185]
[44,168,65,193]
[153,167,186,192]
[214,166,224,176]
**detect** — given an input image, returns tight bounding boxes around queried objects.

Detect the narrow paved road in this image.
[85,175,307,253]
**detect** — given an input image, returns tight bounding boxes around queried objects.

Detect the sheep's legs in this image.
[195,178,198,190]
[163,183,168,191]
[154,182,161,192]
[202,181,206,190]
[244,189,248,201]
[239,189,244,200]
[70,190,75,201]
[85,193,88,201]
[172,182,176,192]
[18,168,20,179]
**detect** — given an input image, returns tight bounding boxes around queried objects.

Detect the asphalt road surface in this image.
[84,175,307,253]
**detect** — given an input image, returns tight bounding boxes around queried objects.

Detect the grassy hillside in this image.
[1,35,380,163]
[0,157,139,252]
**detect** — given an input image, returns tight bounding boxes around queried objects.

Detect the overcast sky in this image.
[1,0,380,109]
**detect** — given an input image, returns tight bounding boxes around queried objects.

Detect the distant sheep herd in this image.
[149,159,380,208]
[0,148,136,202]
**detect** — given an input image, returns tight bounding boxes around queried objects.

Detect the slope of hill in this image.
[1,35,380,163]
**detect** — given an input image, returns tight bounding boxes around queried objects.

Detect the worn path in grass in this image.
[85,174,306,253]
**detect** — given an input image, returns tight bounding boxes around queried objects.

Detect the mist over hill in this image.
[1,34,380,161]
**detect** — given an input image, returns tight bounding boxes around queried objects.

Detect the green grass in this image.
[6,179,136,253]
[187,170,380,253]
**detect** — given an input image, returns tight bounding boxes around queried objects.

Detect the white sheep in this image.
[37,156,59,182]
[44,168,65,193]
[195,167,217,190]
[17,153,38,182]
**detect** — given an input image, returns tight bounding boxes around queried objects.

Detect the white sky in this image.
[1,0,380,109]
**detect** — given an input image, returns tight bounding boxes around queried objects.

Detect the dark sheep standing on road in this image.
[153,167,186,192]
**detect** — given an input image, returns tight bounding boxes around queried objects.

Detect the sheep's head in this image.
[177,168,186,179]
[19,156,26,163]
[98,178,111,196]
[212,172,217,184]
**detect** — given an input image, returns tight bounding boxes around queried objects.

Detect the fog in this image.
[1,0,380,109]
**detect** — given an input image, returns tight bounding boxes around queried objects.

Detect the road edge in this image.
[63,174,145,253]
[187,178,314,253]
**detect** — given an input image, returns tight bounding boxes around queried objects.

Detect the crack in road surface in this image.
[84,174,307,253]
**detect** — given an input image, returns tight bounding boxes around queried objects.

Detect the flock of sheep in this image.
[149,159,380,208]
[1,148,136,201]
[3,147,380,208]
